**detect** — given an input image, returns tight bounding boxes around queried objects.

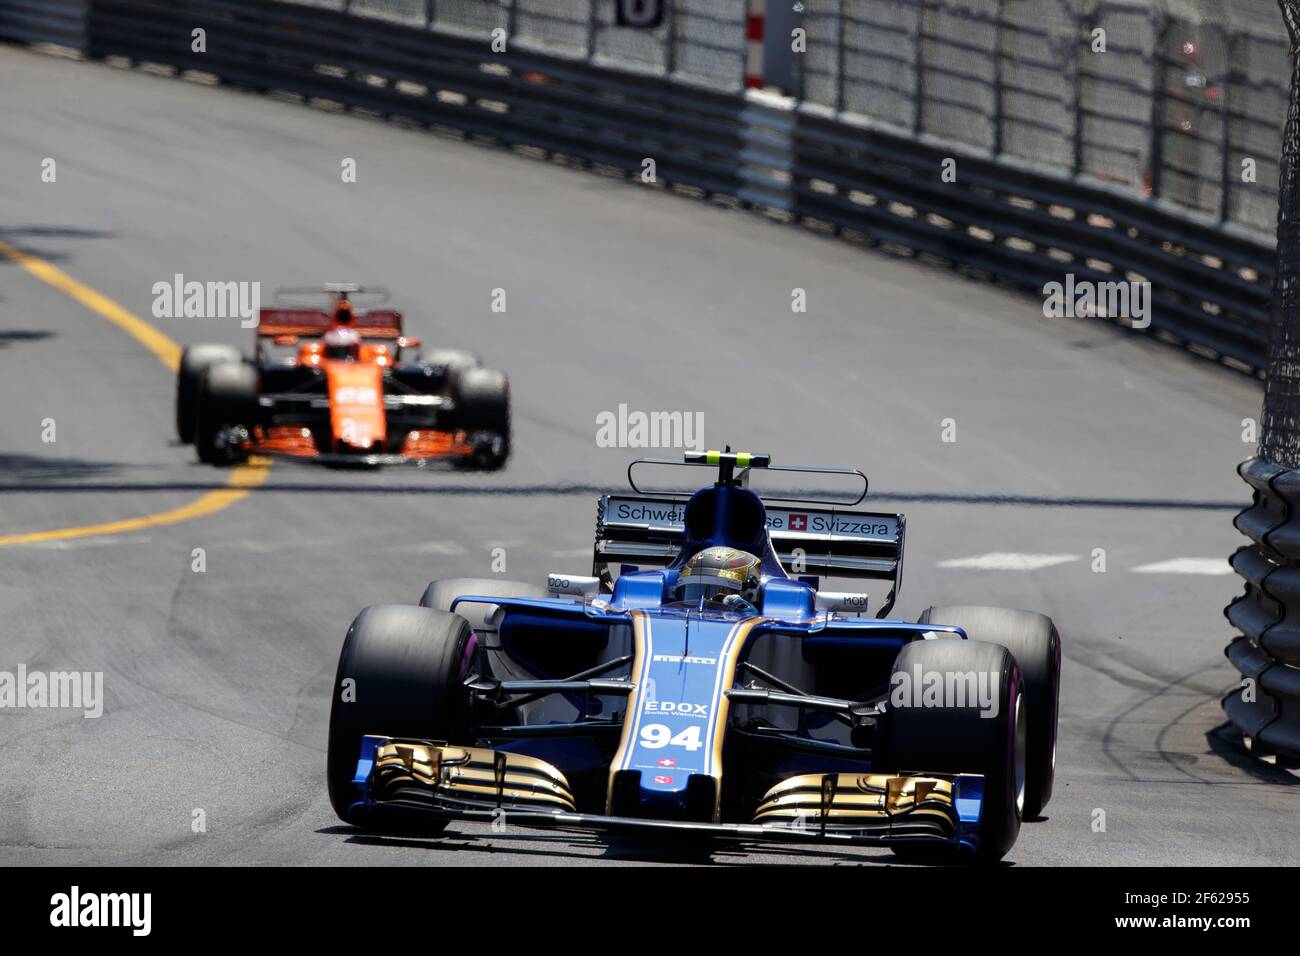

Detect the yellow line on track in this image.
[0,239,270,545]
[0,240,183,372]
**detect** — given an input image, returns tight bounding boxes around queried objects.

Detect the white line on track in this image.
[380,541,469,554]
[1131,557,1234,575]
[936,552,1079,571]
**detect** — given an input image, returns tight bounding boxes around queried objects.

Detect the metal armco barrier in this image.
[0,0,87,48]
[1225,459,1300,759]
[84,0,747,196]
[0,0,1280,372]
[790,108,1274,369]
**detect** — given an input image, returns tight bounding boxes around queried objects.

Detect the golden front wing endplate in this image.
[753,773,965,838]
[370,740,576,812]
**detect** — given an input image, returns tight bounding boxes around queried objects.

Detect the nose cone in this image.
[607,609,759,823]
[325,361,387,453]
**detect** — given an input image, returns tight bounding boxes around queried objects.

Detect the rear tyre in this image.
[879,638,1025,862]
[326,605,474,831]
[194,362,258,465]
[451,367,510,470]
[918,605,1060,818]
[176,344,241,443]
[419,578,546,632]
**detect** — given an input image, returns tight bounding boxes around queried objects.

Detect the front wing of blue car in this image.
[345,736,987,852]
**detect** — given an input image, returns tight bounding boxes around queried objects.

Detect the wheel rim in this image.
[1013,692,1027,817]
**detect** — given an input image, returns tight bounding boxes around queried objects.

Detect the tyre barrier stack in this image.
[1225,459,1300,760]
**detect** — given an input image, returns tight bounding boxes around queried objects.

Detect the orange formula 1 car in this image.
[175,285,510,469]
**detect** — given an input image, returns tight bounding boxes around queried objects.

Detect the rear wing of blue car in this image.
[593,494,906,617]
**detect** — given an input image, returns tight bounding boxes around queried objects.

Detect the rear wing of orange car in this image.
[256,308,404,339]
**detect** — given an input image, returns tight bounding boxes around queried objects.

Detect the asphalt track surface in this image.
[1,45,1295,867]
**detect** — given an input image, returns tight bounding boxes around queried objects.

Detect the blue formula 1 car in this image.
[327,449,1061,861]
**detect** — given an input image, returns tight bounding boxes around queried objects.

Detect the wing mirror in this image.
[547,573,601,598]
[814,591,870,615]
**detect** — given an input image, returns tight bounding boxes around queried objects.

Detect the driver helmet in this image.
[675,546,761,605]
[322,326,362,361]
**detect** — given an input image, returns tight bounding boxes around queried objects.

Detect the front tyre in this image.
[451,367,510,470]
[879,638,1026,862]
[918,605,1060,818]
[194,362,257,465]
[176,344,241,443]
[326,605,475,830]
